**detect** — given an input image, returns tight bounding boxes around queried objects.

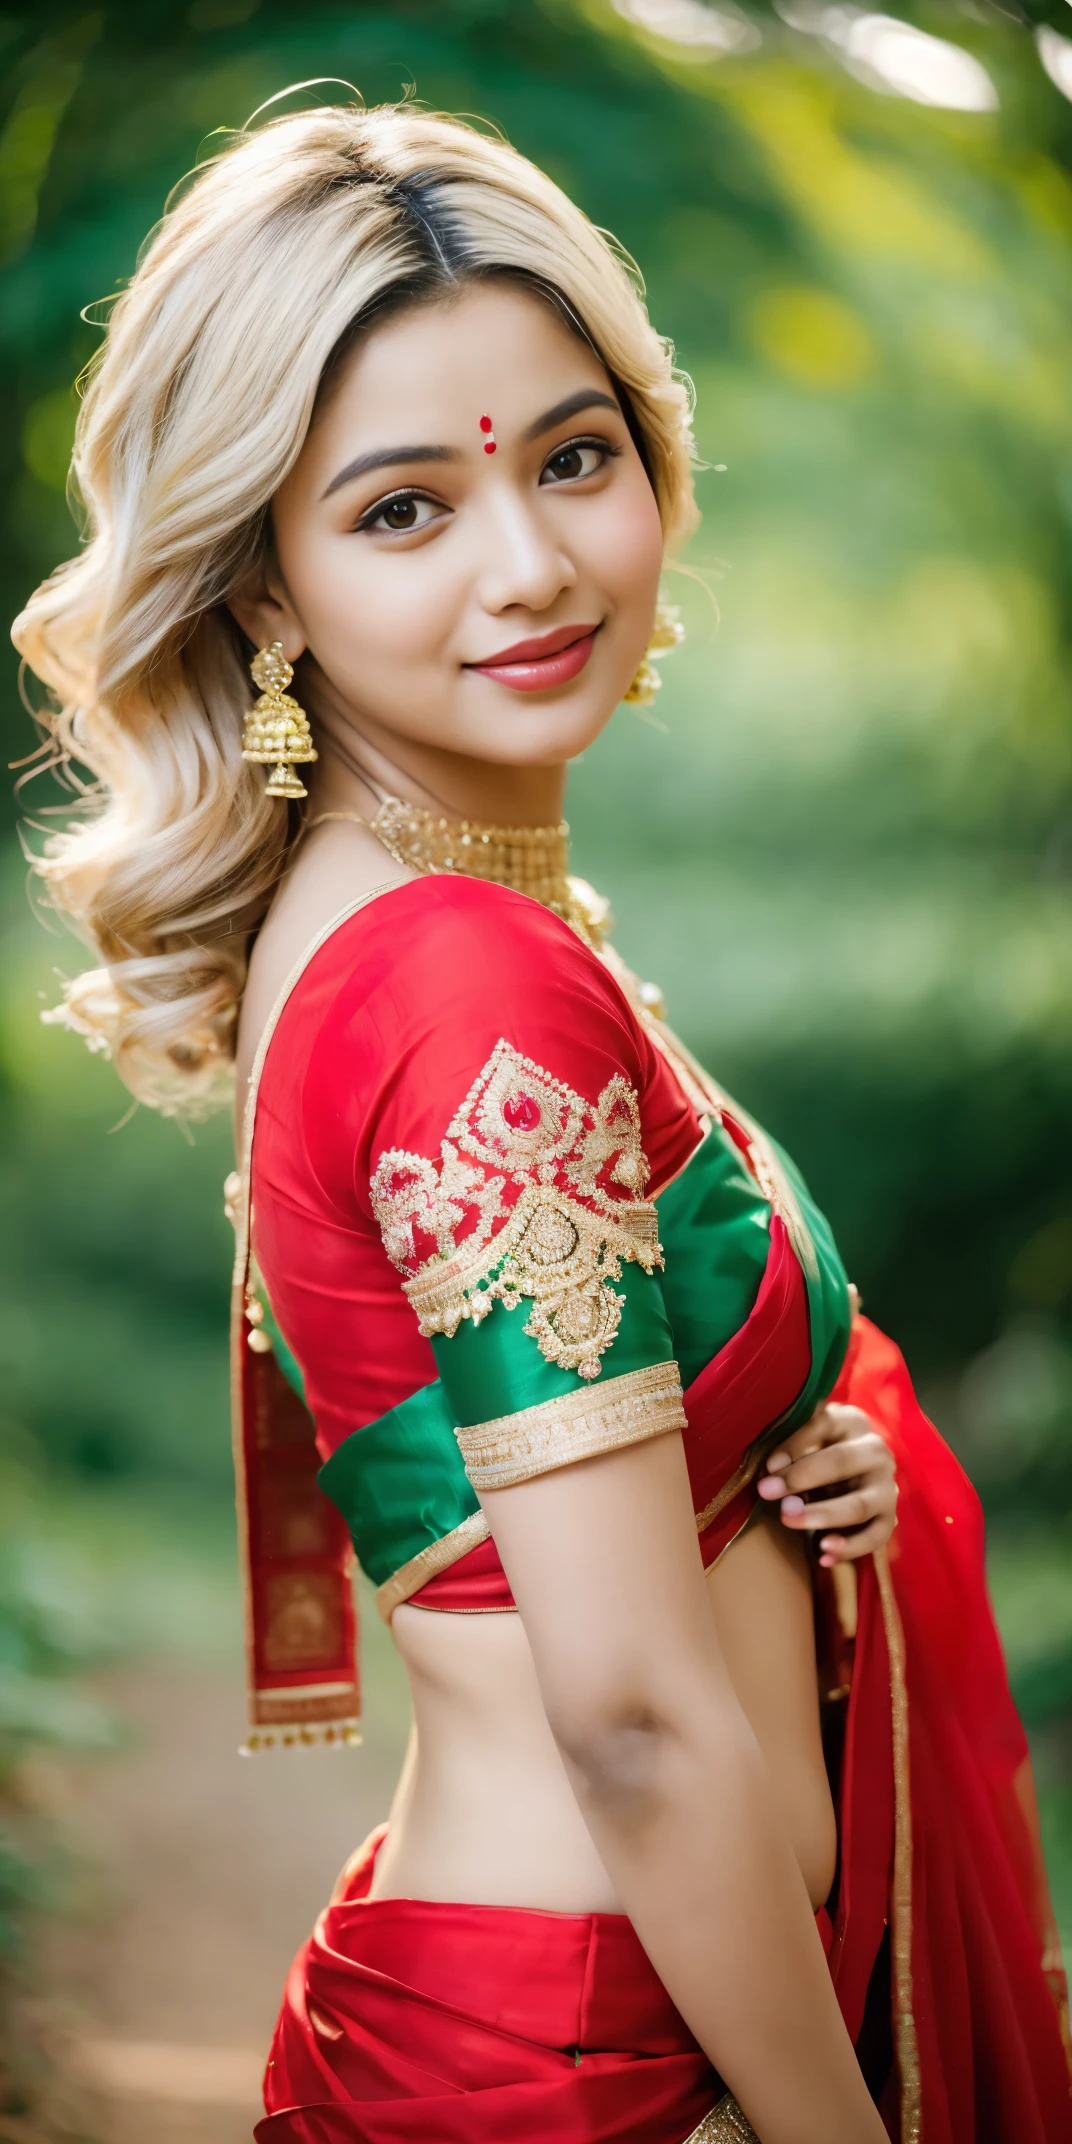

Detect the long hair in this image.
[13,101,699,1115]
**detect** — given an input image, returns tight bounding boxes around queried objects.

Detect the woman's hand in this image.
[757,1403,897,1568]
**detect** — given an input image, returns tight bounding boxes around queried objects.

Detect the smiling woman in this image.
[11,110,694,1107]
[11,98,1072,2144]
[228,287,662,776]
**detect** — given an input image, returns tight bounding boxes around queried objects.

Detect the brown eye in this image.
[360,491,442,535]
[540,441,607,485]
[383,498,418,529]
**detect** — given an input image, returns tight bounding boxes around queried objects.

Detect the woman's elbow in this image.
[546,1664,745,1825]
[550,1692,670,1814]
[543,1644,757,1819]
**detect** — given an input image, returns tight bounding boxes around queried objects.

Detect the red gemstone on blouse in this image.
[503,1093,541,1132]
[479,415,493,433]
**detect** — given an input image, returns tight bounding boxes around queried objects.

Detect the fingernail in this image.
[820,1537,836,1552]
[781,1495,805,1517]
[819,1553,835,1568]
[766,1451,789,1471]
[757,1476,783,1499]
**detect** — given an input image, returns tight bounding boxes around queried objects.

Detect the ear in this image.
[226,568,307,665]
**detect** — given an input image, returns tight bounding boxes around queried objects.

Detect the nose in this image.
[475,485,577,617]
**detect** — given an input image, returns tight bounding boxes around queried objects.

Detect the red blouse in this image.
[252,875,702,1461]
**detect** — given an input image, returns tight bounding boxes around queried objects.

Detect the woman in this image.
[14,103,1069,2144]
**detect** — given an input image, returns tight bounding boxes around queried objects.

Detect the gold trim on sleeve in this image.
[374,1510,492,1622]
[455,1360,685,1492]
[874,1545,922,2144]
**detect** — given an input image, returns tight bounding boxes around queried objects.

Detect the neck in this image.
[304,671,567,829]
[297,670,611,950]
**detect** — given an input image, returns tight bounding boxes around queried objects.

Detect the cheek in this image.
[591,479,664,609]
[279,525,453,674]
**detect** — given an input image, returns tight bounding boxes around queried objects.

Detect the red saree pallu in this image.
[256,1828,741,2144]
[833,1318,1072,2143]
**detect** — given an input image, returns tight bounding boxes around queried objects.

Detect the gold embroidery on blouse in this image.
[370,1041,661,1381]
[405,1181,660,1379]
[371,1144,506,1270]
[455,1361,686,1491]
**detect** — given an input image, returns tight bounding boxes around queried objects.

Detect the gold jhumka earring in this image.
[623,600,685,707]
[241,642,318,800]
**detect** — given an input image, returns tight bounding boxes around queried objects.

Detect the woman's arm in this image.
[481,1429,887,2144]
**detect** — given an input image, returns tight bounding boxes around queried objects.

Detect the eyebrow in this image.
[521,388,621,441]
[320,389,623,503]
[321,443,458,500]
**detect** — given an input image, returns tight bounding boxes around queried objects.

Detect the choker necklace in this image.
[310,793,609,947]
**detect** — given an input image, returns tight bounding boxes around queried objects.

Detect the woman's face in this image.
[247,281,665,769]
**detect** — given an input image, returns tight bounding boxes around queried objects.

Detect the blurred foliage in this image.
[0,1458,114,2139]
[0,0,1071,2010]
[1,891,235,1491]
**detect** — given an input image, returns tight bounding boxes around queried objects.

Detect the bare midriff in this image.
[368,1506,838,1916]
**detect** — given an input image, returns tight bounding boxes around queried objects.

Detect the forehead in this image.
[314,281,612,446]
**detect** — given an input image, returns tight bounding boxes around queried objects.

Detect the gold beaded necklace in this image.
[309,792,610,949]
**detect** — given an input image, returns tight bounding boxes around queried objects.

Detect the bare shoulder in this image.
[234,820,413,1115]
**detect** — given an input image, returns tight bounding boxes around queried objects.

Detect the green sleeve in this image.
[430,1258,678,1426]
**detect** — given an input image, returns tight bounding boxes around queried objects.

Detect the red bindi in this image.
[479,412,497,454]
[479,415,493,432]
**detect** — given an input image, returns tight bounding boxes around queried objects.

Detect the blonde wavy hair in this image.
[13,99,699,1116]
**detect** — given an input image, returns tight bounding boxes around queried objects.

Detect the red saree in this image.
[234,879,1071,2141]
[258,1828,729,2143]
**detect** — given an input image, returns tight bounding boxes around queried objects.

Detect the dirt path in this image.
[45,1653,408,2143]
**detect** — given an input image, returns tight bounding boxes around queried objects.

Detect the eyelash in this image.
[540,435,621,485]
[354,434,620,534]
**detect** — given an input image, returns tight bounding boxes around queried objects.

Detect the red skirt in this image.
[257,1825,730,2142]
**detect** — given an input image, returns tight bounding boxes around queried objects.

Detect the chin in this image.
[465,699,616,767]
[451,678,621,764]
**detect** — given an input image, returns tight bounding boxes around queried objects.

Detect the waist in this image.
[336,1825,705,2054]
[381,1534,837,1921]
[329,1825,831,2020]
[380,1603,626,1912]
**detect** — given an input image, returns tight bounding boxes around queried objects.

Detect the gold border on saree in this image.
[874,1544,921,2144]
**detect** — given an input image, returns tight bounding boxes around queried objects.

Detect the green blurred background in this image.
[2,0,1072,2119]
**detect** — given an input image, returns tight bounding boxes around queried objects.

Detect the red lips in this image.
[467,623,600,693]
